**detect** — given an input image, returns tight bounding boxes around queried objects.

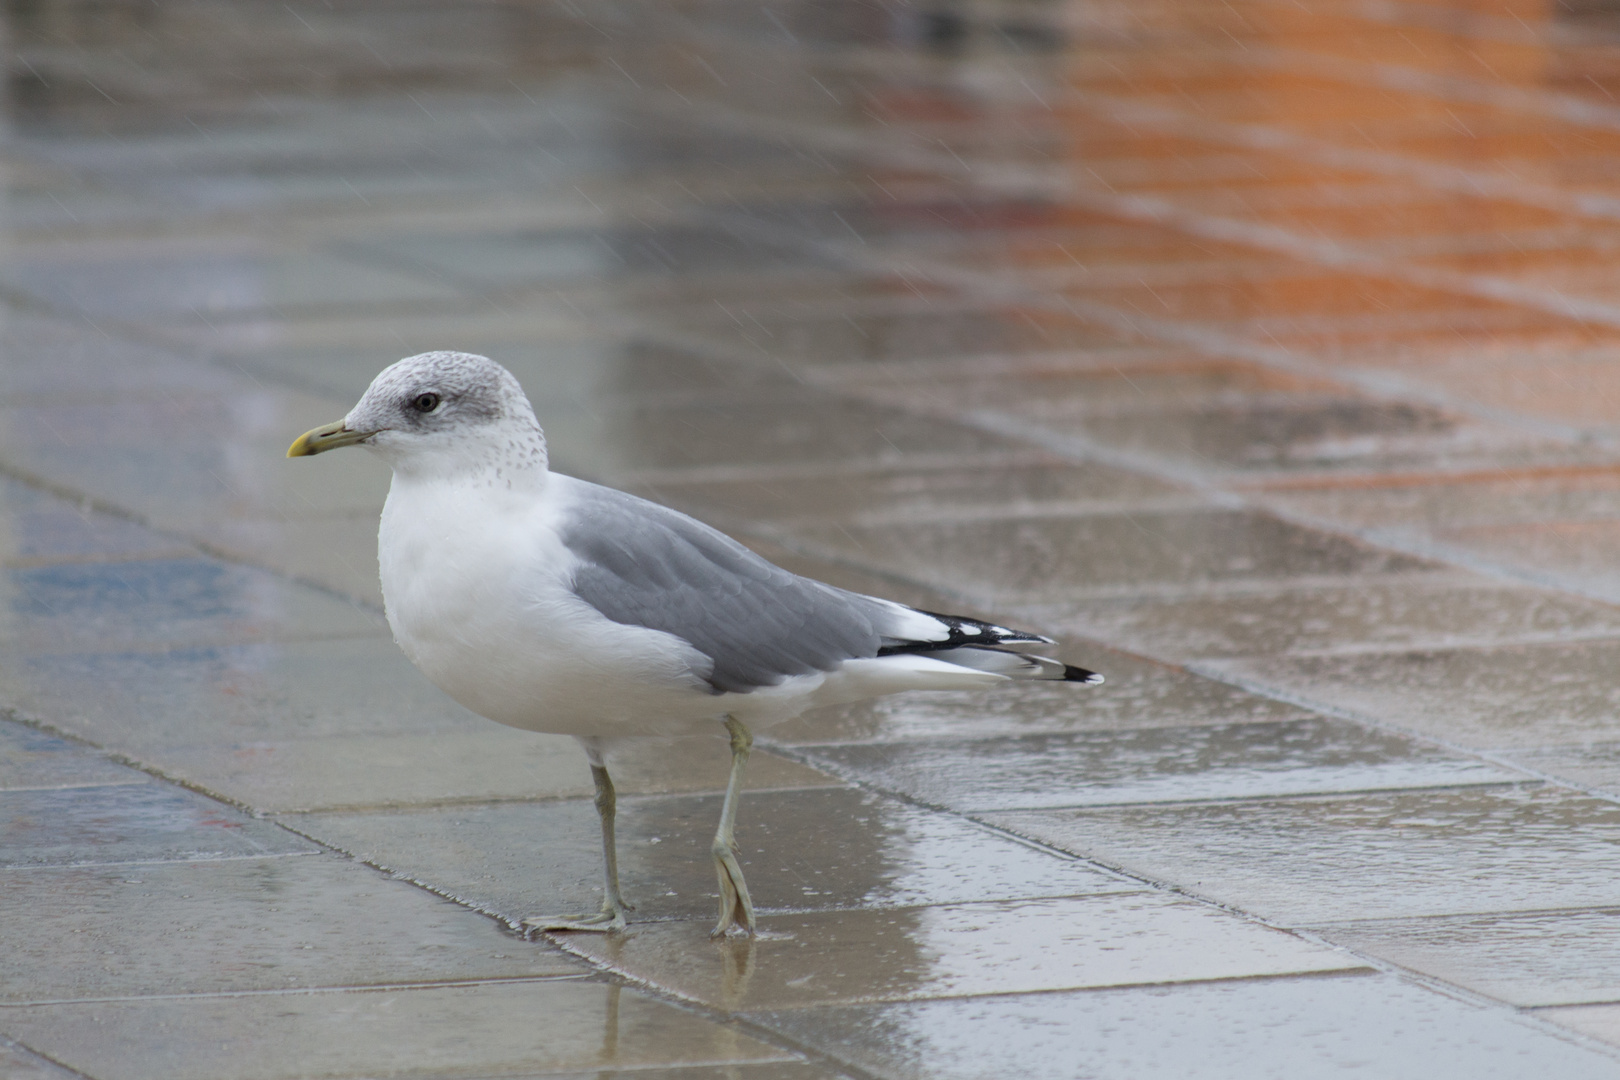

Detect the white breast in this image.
[377,472,727,737]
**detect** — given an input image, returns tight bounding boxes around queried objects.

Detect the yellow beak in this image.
[287,420,374,457]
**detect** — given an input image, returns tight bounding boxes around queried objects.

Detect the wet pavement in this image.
[10,0,1620,1076]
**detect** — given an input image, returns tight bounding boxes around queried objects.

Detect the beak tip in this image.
[287,420,364,459]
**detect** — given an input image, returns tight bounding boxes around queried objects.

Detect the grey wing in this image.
[559,484,894,694]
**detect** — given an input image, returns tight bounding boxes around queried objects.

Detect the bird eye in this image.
[411,392,441,413]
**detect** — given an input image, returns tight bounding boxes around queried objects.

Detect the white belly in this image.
[378,475,726,737]
[375,472,1009,739]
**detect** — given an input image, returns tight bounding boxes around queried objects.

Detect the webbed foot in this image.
[711,842,756,938]
[524,906,628,934]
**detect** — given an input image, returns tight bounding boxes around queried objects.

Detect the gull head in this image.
[287,351,546,476]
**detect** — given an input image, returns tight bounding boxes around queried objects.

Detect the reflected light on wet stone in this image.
[5,0,1620,1075]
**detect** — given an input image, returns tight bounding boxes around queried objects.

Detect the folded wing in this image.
[560,483,1099,693]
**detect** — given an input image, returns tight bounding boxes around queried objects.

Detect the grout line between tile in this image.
[0,973,596,1009]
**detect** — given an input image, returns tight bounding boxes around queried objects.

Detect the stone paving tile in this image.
[197,513,391,605]
[799,717,1516,811]
[0,639,479,751]
[1542,1005,1620,1053]
[1067,399,1561,476]
[301,786,1131,925]
[828,351,1339,412]
[0,386,391,533]
[541,1067,841,1080]
[987,784,1620,925]
[1206,638,1620,748]
[159,302,591,388]
[540,397,1019,476]
[0,479,191,564]
[559,894,1362,1010]
[671,305,1143,365]
[1073,270,1504,323]
[1318,909,1620,1007]
[0,980,793,1080]
[632,456,1190,527]
[0,247,467,321]
[767,651,1312,745]
[0,855,580,1002]
[1427,521,1620,601]
[0,555,384,653]
[0,312,247,407]
[160,730,836,815]
[1,783,311,867]
[1257,470,1620,533]
[0,720,143,792]
[793,508,1439,600]
[755,973,1620,1080]
[1511,744,1620,800]
[1348,354,1620,429]
[1028,578,1620,661]
[0,638,831,811]
[356,222,831,289]
[0,1037,79,1080]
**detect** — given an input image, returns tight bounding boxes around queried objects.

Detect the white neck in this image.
[369,418,550,489]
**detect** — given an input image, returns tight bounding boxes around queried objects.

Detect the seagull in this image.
[288,351,1102,937]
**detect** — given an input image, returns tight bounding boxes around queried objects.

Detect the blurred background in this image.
[12,1,1620,1077]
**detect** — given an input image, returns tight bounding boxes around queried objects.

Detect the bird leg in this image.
[523,760,632,933]
[711,716,757,938]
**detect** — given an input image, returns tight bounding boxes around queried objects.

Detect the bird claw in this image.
[711,847,756,938]
[523,909,627,934]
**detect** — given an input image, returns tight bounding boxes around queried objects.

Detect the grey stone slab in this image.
[1208,638,1620,749]
[157,730,836,814]
[674,305,1137,364]
[1266,472,1620,533]
[541,397,1018,479]
[802,718,1514,811]
[541,1067,840,1080]
[755,973,1620,1080]
[1426,520,1620,602]
[0,312,245,407]
[301,786,1132,925]
[0,854,580,1002]
[0,249,464,320]
[768,651,1314,745]
[0,479,191,564]
[1511,744,1620,798]
[0,1038,81,1080]
[795,508,1439,599]
[634,457,1187,527]
[1069,397,1552,474]
[1319,909,1620,1007]
[360,222,827,287]
[1031,579,1620,660]
[0,718,144,792]
[1543,1004,1620,1051]
[0,783,314,867]
[0,638,481,752]
[832,353,1339,417]
[560,895,1361,1010]
[191,512,388,606]
[987,784,1620,924]
[0,556,385,652]
[0,978,791,1080]
[0,387,392,532]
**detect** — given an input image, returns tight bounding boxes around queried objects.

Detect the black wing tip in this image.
[899,607,1055,649]
[1063,665,1104,685]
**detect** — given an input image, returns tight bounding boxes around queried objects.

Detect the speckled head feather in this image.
[345,351,548,476]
